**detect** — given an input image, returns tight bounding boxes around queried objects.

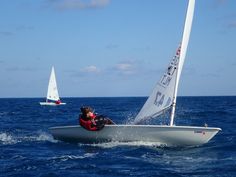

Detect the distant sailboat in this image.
[40,66,66,106]
[49,0,221,146]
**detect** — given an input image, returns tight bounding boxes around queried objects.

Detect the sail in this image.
[133,46,181,124]
[134,0,195,124]
[46,66,60,101]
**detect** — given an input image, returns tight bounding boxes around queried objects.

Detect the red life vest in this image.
[79,113,98,131]
[55,100,61,104]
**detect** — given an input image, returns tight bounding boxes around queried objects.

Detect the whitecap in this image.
[35,131,58,143]
[0,132,18,145]
[81,141,167,148]
[20,131,58,143]
[48,153,98,161]
[0,131,58,144]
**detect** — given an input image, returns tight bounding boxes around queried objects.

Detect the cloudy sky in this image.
[0,0,235,98]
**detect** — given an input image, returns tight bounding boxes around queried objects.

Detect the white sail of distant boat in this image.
[47,66,59,101]
[49,0,221,147]
[40,66,66,106]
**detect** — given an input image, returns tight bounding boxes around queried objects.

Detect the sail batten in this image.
[141,105,173,122]
[134,0,195,125]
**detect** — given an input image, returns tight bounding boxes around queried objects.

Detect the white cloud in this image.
[80,65,101,73]
[116,63,132,71]
[114,62,136,75]
[49,0,110,10]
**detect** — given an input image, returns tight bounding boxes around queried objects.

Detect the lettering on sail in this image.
[160,74,172,87]
[160,64,177,88]
[159,48,179,88]
[154,92,172,108]
[154,91,165,107]
[165,97,172,107]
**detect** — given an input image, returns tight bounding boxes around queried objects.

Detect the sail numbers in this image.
[154,91,165,106]
[154,91,172,108]
[159,54,179,88]
[160,74,172,87]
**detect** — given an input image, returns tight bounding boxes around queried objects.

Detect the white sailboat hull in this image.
[39,102,66,106]
[49,125,221,146]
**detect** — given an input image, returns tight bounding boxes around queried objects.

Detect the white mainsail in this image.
[134,46,181,124]
[46,66,60,102]
[134,0,195,125]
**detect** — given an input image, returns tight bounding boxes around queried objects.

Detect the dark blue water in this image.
[1,97,236,177]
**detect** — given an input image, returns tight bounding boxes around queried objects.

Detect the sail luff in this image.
[170,0,195,126]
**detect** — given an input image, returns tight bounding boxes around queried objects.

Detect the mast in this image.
[170,0,195,126]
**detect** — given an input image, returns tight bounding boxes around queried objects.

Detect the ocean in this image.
[0,97,236,177]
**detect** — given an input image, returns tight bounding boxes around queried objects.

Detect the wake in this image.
[0,130,57,145]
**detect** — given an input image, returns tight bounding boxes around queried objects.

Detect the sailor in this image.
[79,106,115,131]
[55,100,61,104]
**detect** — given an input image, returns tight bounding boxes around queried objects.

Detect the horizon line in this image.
[0,95,235,99]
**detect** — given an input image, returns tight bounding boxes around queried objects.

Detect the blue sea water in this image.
[0,97,236,177]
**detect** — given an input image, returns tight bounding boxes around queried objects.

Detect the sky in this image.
[0,0,236,98]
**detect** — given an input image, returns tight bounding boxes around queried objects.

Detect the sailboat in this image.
[40,66,66,106]
[49,0,221,146]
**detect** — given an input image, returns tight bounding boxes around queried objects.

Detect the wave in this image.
[0,132,18,145]
[48,153,98,161]
[0,131,57,145]
[34,131,58,143]
[79,141,167,148]
[0,111,21,117]
[0,111,8,117]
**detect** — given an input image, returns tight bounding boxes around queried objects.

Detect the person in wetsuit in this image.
[79,106,115,131]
